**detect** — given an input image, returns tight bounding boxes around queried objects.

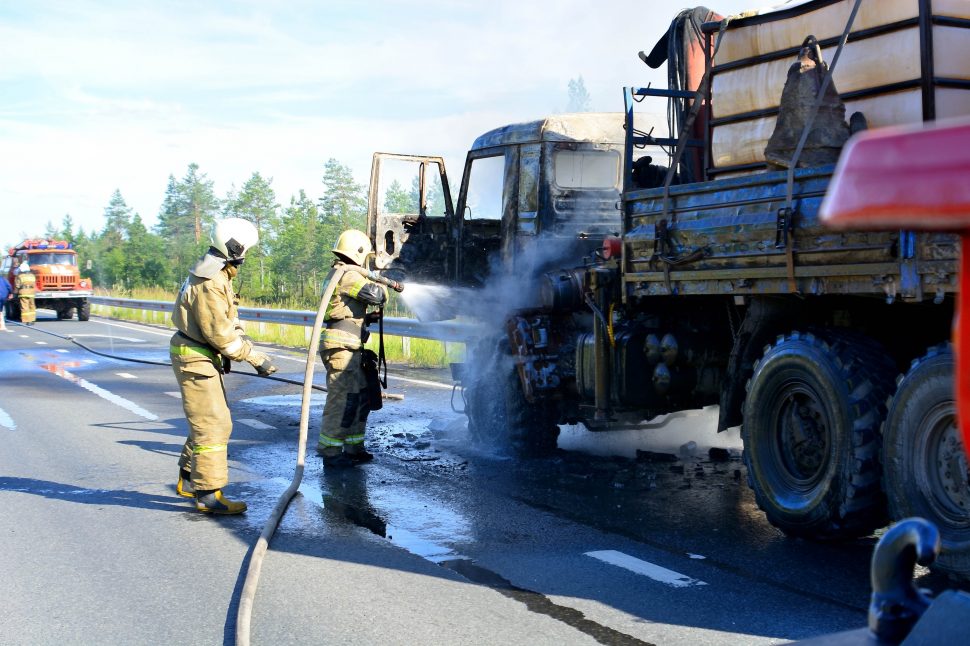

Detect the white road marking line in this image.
[237,418,275,430]
[72,334,145,343]
[83,359,97,364]
[95,320,173,338]
[0,407,15,430]
[116,372,137,379]
[585,550,707,588]
[41,365,158,421]
[688,553,706,560]
[19,335,29,338]
[165,391,182,399]
[56,349,69,353]
[34,341,47,345]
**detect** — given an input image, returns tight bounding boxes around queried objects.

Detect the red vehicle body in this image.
[3,239,93,321]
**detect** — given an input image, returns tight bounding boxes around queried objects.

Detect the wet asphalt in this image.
[1,312,966,645]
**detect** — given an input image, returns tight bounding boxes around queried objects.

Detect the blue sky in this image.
[0,0,759,242]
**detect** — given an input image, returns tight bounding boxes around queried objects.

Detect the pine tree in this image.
[223,172,279,293]
[567,76,592,112]
[319,158,367,252]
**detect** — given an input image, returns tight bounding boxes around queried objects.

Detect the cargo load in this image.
[708,0,970,175]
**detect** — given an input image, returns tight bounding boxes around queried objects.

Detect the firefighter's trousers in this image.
[19,296,35,323]
[319,347,369,454]
[171,353,233,491]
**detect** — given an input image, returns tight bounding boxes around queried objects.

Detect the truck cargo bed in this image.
[622,166,958,301]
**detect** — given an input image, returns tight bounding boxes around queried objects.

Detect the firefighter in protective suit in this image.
[15,262,36,325]
[171,218,278,514]
[317,229,387,467]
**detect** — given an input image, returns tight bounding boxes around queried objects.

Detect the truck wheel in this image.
[883,345,970,581]
[742,331,893,539]
[465,338,560,457]
[465,338,512,450]
[78,300,90,321]
[56,306,74,320]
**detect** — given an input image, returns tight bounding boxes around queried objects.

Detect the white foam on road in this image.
[585,550,707,588]
[236,418,275,430]
[0,407,15,430]
[116,372,137,379]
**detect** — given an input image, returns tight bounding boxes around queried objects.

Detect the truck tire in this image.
[883,345,970,581]
[78,300,90,321]
[465,338,560,457]
[742,330,894,539]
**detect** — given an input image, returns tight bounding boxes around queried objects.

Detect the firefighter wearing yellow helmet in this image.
[170,218,277,514]
[317,229,387,467]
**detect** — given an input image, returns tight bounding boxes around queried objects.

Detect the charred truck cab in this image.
[368,113,629,286]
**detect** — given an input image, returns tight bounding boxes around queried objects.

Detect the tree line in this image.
[40,159,373,305]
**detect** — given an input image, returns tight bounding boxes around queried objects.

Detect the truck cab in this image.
[368,113,635,287]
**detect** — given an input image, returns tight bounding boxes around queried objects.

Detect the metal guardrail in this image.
[88,296,484,343]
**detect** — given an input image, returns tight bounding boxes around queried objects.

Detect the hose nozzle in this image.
[366,270,405,293]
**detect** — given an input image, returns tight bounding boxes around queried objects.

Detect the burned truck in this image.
[367,0,970,578]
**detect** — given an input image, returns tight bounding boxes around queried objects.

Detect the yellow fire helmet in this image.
[333,229,373,266]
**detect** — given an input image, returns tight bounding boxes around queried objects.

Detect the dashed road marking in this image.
[165,391,182,399]
[56,349,69,353]
[39,364,158,421]
[19,335,29,338]
[237,418,275,430]
[116,372,137,379]
[83,359,97,364]
[34,341,47,345]
[0,407,15,430]
[585,550,707,588]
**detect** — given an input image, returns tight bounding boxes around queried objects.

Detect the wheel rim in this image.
[918,402,970,528]
[768,381,831,492]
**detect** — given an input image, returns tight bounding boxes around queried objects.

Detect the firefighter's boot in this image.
[345,447,375,464]
[195,489,247,514]
[176,469,195,498]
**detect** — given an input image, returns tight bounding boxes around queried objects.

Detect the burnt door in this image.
[367,153,456,283]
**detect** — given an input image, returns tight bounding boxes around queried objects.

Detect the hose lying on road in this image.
[234,265,342,646]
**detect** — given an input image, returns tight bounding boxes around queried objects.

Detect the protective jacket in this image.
[171,253,254,368]
[14,271,36,297]
[322,262,387,349]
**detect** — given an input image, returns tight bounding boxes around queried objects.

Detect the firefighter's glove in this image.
[365,311,382,326]
[247,351,278,377]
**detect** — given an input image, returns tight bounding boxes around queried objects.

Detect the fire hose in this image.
[235,263,404,645]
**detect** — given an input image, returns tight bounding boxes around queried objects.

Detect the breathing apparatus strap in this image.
[377,304,388,388]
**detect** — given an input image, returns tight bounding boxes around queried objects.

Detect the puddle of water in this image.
[242,394,326,407]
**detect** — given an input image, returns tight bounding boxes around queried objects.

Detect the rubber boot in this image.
[176,469,195,498]
[195,489,247,514]
[345,447,375,464]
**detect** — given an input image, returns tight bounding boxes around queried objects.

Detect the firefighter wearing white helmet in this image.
[170,217,277,514]
[317,229,387,466]
[14,261,36,325]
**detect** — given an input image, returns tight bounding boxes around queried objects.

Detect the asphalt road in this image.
[1,311,963,645]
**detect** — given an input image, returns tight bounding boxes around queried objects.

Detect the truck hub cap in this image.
[774,386,829,489]
[920,403,970,527]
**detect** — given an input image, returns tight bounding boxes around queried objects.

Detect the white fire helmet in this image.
[333,229,373,266]
[19,262,30,273]
[211,218,259,263]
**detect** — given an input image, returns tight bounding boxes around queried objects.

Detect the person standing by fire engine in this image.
[171,218,278,514]
[316,229,387,467]
[0,274,12,331]
[14,262,36,326]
